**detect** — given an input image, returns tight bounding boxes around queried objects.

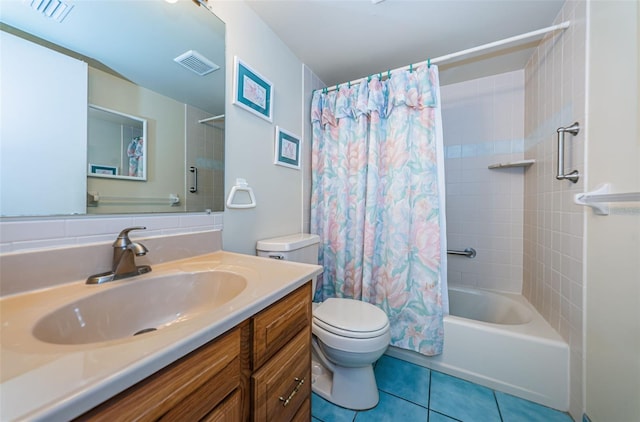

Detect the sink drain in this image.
[133,328,157,336]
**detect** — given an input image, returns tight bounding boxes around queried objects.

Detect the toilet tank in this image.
[256,233,320,264]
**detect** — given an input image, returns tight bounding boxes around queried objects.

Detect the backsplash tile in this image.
[0,213,223,254]
[0,229,223,297]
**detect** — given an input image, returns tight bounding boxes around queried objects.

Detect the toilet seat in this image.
[313,298,390,339]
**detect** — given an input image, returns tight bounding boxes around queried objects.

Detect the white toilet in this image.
[257,233,391,410]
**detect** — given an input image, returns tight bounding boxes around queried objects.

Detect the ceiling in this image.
[246,0,566,87]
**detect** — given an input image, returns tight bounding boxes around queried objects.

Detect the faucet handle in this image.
[113,226,147,248]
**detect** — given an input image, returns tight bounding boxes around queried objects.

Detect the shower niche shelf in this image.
[488,159,535,170]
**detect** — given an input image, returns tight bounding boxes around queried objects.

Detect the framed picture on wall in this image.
[233,56,273,122]
[89,164,118,176]
[274,126,301,170]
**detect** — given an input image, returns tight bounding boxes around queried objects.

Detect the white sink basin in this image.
[32,271,247,345]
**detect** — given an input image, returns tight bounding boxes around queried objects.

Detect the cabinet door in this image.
[291,397,311,422]
[201,389,242,422]
[253,283,311,368]
[78,327,240,421]
[252,327,311,422]
[159,358,240,421]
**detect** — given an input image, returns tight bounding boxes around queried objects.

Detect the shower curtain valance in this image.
[312,66,438,125]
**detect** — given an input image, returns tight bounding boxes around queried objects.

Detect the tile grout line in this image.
[494,391,505,422]
[377,389,429,410]
[427,370,432,421]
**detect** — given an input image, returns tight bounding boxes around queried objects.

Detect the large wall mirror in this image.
[0,0,225,217]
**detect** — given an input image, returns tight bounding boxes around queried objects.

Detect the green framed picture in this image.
[233,56,273,122]
[274,126,301,170]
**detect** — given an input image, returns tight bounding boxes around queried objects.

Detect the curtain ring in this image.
[378,72,382,80]
[387,70,391,79]
[367,75,372,82]
[427,58,431,68]
[409,63,413,73]
[348,81,351,88]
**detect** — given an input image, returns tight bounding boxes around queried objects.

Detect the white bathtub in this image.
[386,286,569,411]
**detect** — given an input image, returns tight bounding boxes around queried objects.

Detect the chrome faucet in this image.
[86,227,152,284]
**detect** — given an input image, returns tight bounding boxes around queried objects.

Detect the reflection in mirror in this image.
[0,0,225,217]
[88,105,147,181]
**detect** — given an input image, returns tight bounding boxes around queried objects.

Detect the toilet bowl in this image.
[311,298,390,410]
[256,233,391,410]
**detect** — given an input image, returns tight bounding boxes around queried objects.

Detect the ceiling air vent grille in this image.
[27,0,75,23]
[173,50,219,76]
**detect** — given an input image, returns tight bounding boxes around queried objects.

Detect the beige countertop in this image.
[0,251,321,421]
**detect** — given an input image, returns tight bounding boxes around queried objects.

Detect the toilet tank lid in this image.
[256,233,320,252]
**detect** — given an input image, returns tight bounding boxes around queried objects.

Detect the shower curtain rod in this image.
[320,21,570,93]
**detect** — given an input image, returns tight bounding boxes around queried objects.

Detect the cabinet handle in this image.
[278,377,305,407]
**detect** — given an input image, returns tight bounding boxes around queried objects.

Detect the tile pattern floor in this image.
[311,355,573,422]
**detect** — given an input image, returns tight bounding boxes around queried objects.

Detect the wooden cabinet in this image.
[252,328,311,421]
[252,283,312,422]
[76,282,312,422]
[252,283,311,369]
[77,325,243,422]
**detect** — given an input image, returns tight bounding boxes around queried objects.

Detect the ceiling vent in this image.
[173,50,219,76]
[27,0,74,23]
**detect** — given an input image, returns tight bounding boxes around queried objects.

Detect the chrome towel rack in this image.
[556,122,580,183]
[447,248,477,258]
[87,192,180,206]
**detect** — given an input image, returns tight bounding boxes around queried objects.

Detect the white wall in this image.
[211,2,305,255]
[441,70,526,293]
[584,1,640,420]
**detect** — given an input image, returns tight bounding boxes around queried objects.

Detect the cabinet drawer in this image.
[291,397,310,422]
[159,357,240,421]
[252,282,311,368]
[78,327,240,421]
[201,388,242,422]
[252,327,311,422]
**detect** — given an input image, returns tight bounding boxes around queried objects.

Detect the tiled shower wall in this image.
[523,1,586,419]
[185,105,225,213]
[441,70,526,293]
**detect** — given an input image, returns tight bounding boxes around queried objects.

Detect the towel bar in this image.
[556,122,580,183]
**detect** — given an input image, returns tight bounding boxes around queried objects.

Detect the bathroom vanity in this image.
[0,251,320,421]
[77,283,312,421]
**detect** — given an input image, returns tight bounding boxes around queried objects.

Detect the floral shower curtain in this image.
[310,65,448,356]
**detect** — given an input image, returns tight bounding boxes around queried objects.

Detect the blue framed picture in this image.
[274,126,301,170]
[89,163,117,176]
[233,56,273,122]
